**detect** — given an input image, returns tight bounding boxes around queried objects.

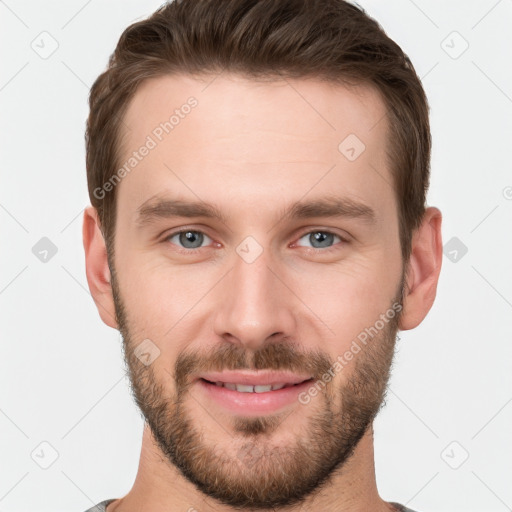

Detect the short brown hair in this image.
[86,0,431,265]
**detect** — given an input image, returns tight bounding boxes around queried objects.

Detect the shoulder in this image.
[81,499,117,512]
[389,503,420,512]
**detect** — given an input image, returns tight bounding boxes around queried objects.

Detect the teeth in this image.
[254,385,272,393]
[213,382,290,392]
[236,384,254,393]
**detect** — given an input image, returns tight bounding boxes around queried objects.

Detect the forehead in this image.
[117,73,394,223]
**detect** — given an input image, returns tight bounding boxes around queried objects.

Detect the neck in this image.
[108,423,395,512]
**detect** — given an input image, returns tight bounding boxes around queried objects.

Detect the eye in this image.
[162,228,347,254]
[295,230,346,251]
[164,229,213,250]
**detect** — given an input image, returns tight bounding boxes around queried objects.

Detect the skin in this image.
[83,74,442,512]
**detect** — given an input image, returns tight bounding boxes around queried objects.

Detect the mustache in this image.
[174,340,333,391]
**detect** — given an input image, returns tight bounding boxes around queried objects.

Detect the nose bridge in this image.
[213,245,296,349]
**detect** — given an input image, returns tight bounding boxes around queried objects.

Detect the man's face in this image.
[110,74,405,508]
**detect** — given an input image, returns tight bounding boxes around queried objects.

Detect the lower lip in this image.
[196,379,314,415]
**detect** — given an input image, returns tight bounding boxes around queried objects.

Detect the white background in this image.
[1,1,511,511]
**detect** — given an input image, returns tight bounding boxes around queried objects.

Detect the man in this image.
[82,0,442,511]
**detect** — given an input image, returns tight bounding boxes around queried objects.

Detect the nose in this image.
[213,248,297,351]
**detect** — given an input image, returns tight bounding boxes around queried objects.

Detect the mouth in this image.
[199,378,312,393]
[194,371,315,415]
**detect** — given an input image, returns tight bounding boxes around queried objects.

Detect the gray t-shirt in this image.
[83,499,419,511]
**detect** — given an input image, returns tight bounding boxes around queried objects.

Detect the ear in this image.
[82,206,118,329]
[399,206,443,331]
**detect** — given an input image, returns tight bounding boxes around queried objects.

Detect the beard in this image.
[110,265,404,510]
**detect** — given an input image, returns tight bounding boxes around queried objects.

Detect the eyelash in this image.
[162,228,349,254]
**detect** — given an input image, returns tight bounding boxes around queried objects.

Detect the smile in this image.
[201,379,310,393]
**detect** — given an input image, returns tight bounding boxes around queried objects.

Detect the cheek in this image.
[115,256,214,361]
[295,255,401,349]
[117,249,202,313]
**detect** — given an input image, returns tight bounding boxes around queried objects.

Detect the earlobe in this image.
[399,207,443,331]
[82,206,118,329]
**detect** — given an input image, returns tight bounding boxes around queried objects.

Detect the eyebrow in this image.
[135,195,377,228]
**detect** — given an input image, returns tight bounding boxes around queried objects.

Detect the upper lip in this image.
[197,371,313,386]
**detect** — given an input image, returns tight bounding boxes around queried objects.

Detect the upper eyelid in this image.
[296,230,345,243]
[164,228,213,245]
